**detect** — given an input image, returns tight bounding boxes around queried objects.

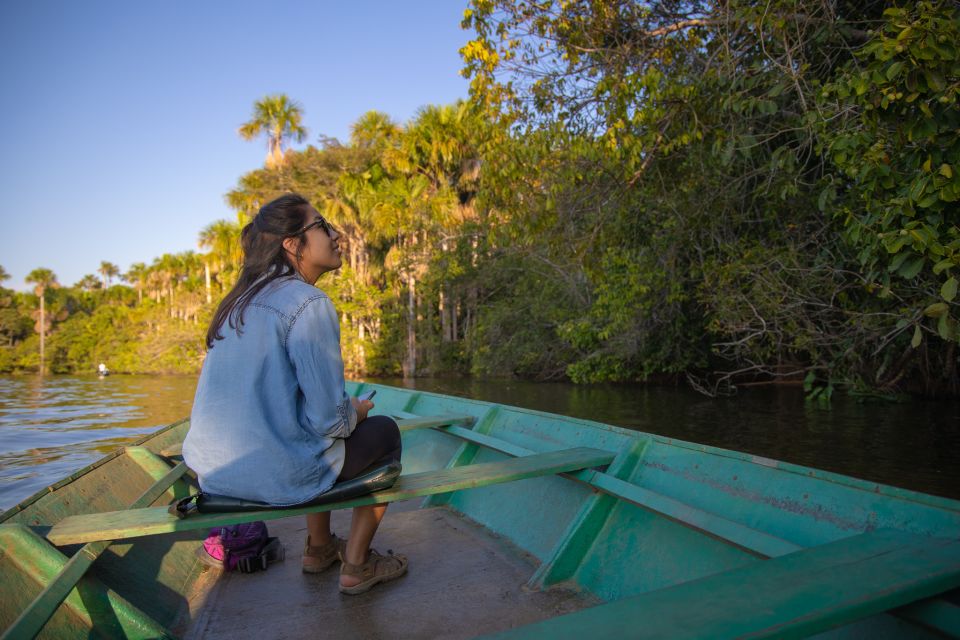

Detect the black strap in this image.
[168,492,205,519]
[236,537,283,573]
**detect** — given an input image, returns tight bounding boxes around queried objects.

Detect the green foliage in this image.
[238,94,308,169]
[821,1,960,347]
[460,0,958,395]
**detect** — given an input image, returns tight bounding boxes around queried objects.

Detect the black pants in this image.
[337,415,402,481]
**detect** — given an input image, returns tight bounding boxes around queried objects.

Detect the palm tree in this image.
[75,274,101,292]
[98,261,120,288]
[124,262,148,304]
[0,265,9,285]
[350,110,401,152]
[238,94,308,169]
[25,268,58,373]
[199,220,242,295]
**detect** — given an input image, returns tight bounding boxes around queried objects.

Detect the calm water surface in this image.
[0,375,197,511]
[1,374,958,511]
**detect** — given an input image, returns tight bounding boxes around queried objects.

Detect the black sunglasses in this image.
[293,217,332,236]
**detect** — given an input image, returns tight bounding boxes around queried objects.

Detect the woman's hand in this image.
[350,396,373,423]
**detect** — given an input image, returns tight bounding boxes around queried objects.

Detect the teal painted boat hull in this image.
[2,382,959,638]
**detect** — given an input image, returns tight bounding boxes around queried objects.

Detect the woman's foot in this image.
[339,548,408,594]
[301,534,346,573]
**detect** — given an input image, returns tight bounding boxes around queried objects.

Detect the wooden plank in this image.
[46,447,615,546]
[484,529,960,640]
[427,421,800,558]
[529,439,648,589]
[586,470,801,558]
[422,405,502,509]
[397,414,476,432]
[4,461,188,640]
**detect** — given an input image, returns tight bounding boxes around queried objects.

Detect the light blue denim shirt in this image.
[183,273,357,505]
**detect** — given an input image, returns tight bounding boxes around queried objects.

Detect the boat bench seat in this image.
[485,528,960,640]
[46,445,615,546]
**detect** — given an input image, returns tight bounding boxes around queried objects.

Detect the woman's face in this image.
[285,206,342,282]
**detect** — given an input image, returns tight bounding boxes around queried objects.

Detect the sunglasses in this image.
[293,217,332,237]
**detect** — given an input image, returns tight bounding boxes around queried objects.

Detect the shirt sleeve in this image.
[286,295,358,439]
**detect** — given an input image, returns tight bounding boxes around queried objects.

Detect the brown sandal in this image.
[339,548,408,595]
[301,534,346,573]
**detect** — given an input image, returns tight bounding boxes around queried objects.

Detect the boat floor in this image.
[181,500,598,639]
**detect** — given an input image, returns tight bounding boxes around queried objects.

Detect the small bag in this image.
[197,521,284,573]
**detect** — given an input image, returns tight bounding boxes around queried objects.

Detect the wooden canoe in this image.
[2,382,959,639]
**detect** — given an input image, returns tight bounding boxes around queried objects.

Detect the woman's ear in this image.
[282,236,300,259]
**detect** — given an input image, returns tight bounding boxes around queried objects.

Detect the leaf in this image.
[818,186,832,212]
[886,61,905,80]
[924,69,945,91]
[909,175,931,202]
[911,325,922,348]
[939,164,954,179]
[938,313,953,341]
[888,251,910,271]
[899,256,924,279]
[917,192,940,208]
[924,302,949,318]
[942,277,958,302]
[933,259,955,275]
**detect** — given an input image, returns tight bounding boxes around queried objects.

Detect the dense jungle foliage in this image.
[2,1,958,398]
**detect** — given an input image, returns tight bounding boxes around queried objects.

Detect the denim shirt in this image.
[183,274,357,505]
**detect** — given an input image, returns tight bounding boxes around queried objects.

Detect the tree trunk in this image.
[358,322,366,373]
[439,288,448,342]
[453,299,460,341]
[204,263,212,304]
[406,274,416,378]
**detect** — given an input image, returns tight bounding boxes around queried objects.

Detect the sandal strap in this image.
[304,534,343,558]
[341,548,404,577]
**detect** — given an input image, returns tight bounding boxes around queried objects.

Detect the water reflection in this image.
[0,375,196,510]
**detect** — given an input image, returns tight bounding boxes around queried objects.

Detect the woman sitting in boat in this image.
[183,193,406,595]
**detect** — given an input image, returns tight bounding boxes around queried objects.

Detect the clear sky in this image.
[0,1,472,290]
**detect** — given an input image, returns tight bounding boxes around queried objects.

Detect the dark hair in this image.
[205,193,312,347]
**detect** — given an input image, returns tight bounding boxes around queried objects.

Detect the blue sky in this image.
[0,1,472,290]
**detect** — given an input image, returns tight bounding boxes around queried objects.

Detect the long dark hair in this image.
[205,193,311,348]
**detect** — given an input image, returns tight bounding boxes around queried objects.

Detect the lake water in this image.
[1,374,958,511]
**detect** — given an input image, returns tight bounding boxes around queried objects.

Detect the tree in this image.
[821,2,960,350]
[0,265,9,284]
[76,274,102,292]
[25,268,58,373]
[350,110,402,153]
[238,94,308,169]
[98,261,120,288]
[124,262,148,304]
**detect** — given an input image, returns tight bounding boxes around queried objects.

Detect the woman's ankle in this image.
[343,548,368,565]
[307,531,333,548]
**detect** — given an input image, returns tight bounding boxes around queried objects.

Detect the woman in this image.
[183,193,406,595]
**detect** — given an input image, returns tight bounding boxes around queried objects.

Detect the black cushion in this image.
[171,461,402,517]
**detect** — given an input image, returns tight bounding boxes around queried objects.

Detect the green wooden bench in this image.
[483,528,960,639]
[46,445,614,546]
